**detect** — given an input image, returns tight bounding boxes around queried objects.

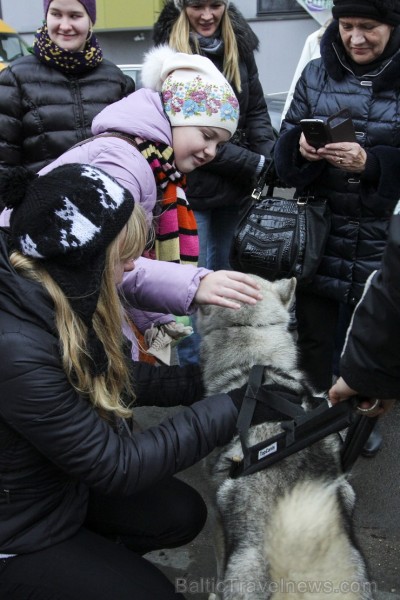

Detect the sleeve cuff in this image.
[362,151,380,183]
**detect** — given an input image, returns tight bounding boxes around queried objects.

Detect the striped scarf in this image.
[137,139,199,265]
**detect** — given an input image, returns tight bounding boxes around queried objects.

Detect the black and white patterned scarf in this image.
[32,23,103,74]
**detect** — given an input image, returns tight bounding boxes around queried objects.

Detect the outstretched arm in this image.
[122,257,262,315]
[329,378,395,417]
[193,270,263,309]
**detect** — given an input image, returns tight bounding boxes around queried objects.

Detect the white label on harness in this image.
[258,442,278,460]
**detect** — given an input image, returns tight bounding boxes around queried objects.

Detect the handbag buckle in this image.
[297,195,313,205]
[251,187,263,201]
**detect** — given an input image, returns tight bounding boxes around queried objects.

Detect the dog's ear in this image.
[198,305,212,317]
[196,304,212,336]
[274,277,297,309]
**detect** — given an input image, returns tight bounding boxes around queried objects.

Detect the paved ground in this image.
[136,399,400,600]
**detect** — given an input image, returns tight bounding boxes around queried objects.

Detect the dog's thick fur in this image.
[197,277,372,600]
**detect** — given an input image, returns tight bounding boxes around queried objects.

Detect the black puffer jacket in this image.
[153,1,274,210]
[340,210,400,398]
[0,230,237,554]
[274,21,400,305]
[0,55,135,173]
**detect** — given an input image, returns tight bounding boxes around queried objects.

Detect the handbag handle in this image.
[254,159,315,205]
[251,159,276,201]
[251,158,282,201]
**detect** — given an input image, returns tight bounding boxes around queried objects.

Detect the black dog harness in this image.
[229,365,377,478]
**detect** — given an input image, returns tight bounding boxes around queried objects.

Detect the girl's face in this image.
[114,257,135,285]
[114,226,137,285]
[172,126,230,173]
[339,18,394,64]
[113,207,148,285]
[185,1,226,38]
[47,0,91,52]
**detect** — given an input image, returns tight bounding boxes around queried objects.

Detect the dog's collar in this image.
[229,365,357,479]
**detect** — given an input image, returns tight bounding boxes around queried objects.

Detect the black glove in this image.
[228,384,276,426]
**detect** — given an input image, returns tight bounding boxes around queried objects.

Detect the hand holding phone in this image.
[300,108,356,149]
[300,119,328,149]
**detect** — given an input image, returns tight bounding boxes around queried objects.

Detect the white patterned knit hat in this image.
[141,45,239,137]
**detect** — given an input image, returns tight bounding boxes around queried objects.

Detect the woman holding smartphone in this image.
[274,0,400,457]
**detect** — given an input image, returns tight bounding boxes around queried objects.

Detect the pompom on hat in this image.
[173,0,230,9]
[43,0,97,24]
[141,45,239,137]
[332,0,400,26]
[0,163,135,375]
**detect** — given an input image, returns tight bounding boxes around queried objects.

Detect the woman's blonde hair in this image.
[169,7,241,91]
[10,203,148,419]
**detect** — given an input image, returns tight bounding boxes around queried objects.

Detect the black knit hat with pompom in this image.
[333,0,400,25]
[0,164,135,375]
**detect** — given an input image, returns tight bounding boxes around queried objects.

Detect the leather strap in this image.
[230,365,357,478]
[68,131,139,152]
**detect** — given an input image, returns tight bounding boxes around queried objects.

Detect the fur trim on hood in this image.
[320,20,400,92]
[152,1,259,56]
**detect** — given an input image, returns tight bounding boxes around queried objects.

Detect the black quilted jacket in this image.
[153,1,275,210]
[0,54,135,174]
[0,230,237,554]
[274,21,400,305]
[340,211,400,398]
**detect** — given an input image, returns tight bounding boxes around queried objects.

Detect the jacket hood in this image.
[153,1,260,55]
[320,20,400,92]
[0,230,56,335]
[91,88,173,146]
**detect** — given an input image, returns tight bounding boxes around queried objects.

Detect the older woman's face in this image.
[339,18,394,64]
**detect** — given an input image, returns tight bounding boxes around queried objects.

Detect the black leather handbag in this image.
[229,163,331,284]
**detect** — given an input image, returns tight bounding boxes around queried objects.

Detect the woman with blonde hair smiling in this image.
[153,0,274,364]
[153,1,274,275]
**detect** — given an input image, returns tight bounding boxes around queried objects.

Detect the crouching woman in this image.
[0,164,245,599]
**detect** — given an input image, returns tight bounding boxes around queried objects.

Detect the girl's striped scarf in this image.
[136,139,199,266]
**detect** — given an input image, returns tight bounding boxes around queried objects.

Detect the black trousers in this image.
[296,289,352,392]
[0,477,207,600]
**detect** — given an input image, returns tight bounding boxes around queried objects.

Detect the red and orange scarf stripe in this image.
[137,139,199,266]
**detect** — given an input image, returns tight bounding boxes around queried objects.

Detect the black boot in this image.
[361,422,383,458]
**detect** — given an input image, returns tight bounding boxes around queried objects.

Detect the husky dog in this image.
[197,276,372,600]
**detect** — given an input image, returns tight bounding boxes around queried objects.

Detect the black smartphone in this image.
[300,118,329,149]
[300,108,356,148]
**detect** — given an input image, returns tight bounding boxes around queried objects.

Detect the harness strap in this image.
[230,365,357,479]
[236,364,263,470]
[236,366,307,452]
[341,413,379,471]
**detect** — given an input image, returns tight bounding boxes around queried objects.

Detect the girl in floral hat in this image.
[34,46,261,363]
